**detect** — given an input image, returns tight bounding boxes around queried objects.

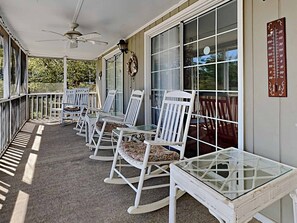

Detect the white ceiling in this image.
[0,0,184,60]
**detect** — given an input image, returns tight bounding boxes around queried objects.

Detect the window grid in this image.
[105,53,123,113]
[183,0,238,156]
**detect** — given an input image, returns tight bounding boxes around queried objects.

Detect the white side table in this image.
[169,148,297,223]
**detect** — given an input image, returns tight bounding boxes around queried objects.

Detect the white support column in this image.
[25,54,29,120]
[63,56,67,91]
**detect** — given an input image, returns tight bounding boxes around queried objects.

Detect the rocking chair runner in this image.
[74,90,117,137]
[104,90,195,214]
[89,89,144,161]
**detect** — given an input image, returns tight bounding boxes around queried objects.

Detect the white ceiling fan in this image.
[40,23,108,48]
[38,0,108,49]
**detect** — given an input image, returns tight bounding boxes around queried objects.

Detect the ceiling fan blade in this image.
[77,39,108,45]
[86,40,108,45]
[42,30,65,37]
[77,32,101,40]
[36,39,67,42]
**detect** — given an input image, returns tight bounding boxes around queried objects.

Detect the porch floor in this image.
[0,120,259,223]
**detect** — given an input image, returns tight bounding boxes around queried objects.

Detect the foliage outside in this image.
[28,57,96,93]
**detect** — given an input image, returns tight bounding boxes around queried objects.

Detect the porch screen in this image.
[0,34,3,98]
[10,42,20,96]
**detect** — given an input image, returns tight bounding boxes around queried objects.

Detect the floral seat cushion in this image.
[64,106,80,112]
[96,120,126,132]
[121,141,180,162]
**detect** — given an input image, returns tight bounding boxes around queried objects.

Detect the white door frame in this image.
[144,0,243,150]
[101,48,122,104]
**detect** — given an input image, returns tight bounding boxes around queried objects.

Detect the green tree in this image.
[28,57,96,93]
[67,60,96,89]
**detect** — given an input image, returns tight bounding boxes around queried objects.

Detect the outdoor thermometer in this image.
[267,17,287,97]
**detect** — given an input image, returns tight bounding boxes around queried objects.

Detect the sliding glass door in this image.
[105,53,123,112]
[149,0,238,157]
[151,26,180,124]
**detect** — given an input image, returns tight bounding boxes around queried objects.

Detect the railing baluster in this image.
[27,92,98,120]
[45,95,48,118]
[0,96,27,156]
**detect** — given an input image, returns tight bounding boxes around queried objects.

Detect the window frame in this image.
[144,0,243,150]
[101,48,123,112]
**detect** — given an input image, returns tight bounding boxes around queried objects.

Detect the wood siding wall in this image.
[97,0,297,220]
[244,0,297,222]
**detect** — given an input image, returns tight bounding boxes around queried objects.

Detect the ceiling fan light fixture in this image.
[117,39,128,54]
[69,40,78,48]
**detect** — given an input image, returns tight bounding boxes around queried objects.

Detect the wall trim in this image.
[237,0,244,150]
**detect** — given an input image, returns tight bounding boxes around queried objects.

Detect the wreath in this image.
[126,53,138,77]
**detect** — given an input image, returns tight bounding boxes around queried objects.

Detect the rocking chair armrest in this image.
[143,140,184,147]
[62,102,75,107]
[116,127,157,135]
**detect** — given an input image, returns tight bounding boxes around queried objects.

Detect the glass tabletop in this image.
[130,124,157,131]
[176,148,293,200]
[112,124,157,136]
[87,113,97,119]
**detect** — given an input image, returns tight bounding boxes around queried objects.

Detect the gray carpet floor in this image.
[0,121,260,223]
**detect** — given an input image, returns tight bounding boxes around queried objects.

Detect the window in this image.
[148,0,239,157]
[151,26,180,124]
[105,53,123,113]
[184,0,238,156]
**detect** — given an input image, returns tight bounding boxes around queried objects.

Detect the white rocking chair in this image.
[50,89,76,120]
[89,89,144,161]
[61,88,89,124]
[104,90,195,214]
[74,90,117,136]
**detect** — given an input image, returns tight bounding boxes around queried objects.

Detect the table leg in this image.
[169,175,177,223]
[88,122,94,145]
[85,120,88,143]
[290,189,297,223]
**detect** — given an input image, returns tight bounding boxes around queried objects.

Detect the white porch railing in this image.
[0,95,27,156]
[28,92,98,120]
